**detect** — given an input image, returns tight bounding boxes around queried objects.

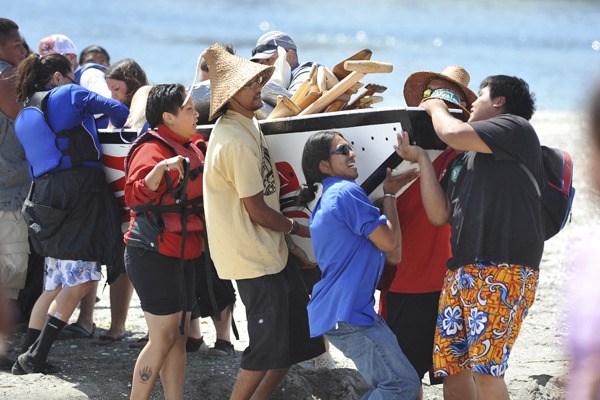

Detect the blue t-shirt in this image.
[307,176,387,337]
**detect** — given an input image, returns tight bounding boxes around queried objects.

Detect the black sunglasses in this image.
[330,144,353,156]
[251,43,278,56]
[243,74,267,90]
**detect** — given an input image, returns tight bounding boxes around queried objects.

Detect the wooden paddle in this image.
[325,82,364,113]
[267,95,302,119]
[355,95,383,108]
[294,65,323,111]
[290,64,318,104]
[344,83,387,110]
[332,49,372,80]
[299,60,393,116]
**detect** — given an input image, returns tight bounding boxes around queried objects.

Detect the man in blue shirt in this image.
[297,130,420,399]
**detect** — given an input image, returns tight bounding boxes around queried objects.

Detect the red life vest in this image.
[125,129,205,253]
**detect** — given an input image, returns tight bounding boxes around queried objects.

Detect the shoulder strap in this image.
[518,163,541,197]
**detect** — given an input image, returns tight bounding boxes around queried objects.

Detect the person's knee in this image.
[72,280,96,296]
[473,372,508,397]
[443,370,476,400]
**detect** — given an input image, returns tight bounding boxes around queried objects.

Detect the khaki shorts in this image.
[0,210,30,299]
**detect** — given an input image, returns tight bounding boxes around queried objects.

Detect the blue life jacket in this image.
[73,63,108,85]
[15,91,102,179]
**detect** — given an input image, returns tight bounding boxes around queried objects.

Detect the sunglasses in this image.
[422,88,463,105]
[330,144,353,156]
[251,43,278,57]
[243,75,267,90]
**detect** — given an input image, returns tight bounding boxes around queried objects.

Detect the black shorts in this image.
[125,245,196,315]
[385,291,441,379]
[236,256,325,371]
[191,253,236,319]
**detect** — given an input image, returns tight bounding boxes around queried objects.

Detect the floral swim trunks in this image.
[433,262,538,378]
[44,257,102,290]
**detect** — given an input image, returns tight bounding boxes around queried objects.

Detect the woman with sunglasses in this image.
[11,53,128,374]
[298,130,421,399]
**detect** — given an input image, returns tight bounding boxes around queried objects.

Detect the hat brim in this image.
[403,71,478,113]
[204,44,275,121]
[250,49,277,61]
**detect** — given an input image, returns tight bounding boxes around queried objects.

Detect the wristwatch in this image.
[288,219,299,235]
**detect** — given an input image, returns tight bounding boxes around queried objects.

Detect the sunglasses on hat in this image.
[251,43,278,57]
[422,88,463,105]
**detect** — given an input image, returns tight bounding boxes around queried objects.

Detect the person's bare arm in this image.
[422,98,491,154]
[394,131,451,226]
[242,192,310,237]
[368,167,418,253]
[0,68,22,119]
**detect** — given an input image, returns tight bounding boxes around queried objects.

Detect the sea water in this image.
[5,0,599,111]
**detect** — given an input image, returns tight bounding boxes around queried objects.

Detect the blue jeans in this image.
[325,316,420,400]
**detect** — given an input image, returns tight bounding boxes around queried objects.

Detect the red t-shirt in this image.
[388,149,456,293]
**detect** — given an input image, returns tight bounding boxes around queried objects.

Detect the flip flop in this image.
[61,322,96,339]
[96,334,125,345]
[128,334,149,349]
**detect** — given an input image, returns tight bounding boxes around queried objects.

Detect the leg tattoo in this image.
[139,366,152,383]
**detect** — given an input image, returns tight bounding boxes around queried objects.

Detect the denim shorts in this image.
[325,316,420,400]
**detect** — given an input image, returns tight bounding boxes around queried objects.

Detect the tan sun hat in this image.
[202,44,275,121]
[403,65,477,119]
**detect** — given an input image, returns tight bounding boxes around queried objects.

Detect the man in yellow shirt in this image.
[202,44,324,400]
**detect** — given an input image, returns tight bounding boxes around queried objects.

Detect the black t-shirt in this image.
[441,114,544,270]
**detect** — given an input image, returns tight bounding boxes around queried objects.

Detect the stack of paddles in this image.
[267,49,393,120]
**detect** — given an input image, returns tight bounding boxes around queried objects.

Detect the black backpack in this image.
[519,146,575,240]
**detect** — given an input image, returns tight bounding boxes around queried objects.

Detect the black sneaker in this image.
[207,339,235,356]
[12,353,58,375]
[186,336,208,353]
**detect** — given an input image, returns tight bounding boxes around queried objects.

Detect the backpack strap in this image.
[518,163,541,197]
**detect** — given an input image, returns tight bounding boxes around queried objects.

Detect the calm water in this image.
[5,0,600,111]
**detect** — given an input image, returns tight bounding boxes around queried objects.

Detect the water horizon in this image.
[5,0,600,111]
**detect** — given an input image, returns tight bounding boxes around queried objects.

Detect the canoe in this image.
[99,106,457,259]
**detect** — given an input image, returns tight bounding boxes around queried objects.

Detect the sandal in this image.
[128,333,149,349]
[60,322,96,339]
[96,334,126,345]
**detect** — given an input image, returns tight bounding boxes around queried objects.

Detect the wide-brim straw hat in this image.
[202,44,275,121]
[403,65,477,119]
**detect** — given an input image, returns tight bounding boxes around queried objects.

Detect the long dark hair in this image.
[16,53,72,102]
[297,131,340,208]
[106,58,149,108]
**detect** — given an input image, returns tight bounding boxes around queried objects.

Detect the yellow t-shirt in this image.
[203,110,288,280]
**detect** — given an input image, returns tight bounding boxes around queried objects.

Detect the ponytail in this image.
[16,53,72,102]
[297,182,320,208]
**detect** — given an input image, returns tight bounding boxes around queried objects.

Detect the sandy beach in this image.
[0,110,589,399]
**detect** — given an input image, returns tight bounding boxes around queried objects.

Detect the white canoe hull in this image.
[99,106,452,260]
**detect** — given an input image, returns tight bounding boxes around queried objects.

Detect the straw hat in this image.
[203,44,275,121]
[403,65,477,118]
